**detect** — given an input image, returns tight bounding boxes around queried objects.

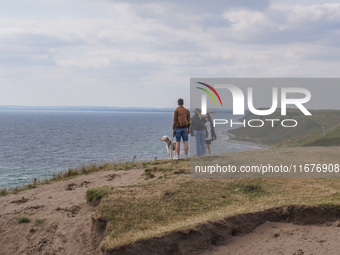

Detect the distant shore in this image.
[0,105,174,112]
[223,131,269,149]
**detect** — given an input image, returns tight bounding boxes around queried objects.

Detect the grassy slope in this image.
[227,109,340,146]
[278,123,340,147]
[90,147,340,251]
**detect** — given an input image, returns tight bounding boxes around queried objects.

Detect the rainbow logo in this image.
[196,82,223,106]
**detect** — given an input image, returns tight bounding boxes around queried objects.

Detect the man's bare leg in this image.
[176,141,181,156]
[184,141,189,156]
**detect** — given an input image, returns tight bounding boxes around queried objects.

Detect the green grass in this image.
[86,186,113,204]
[228,109,340,146]
[144,169,155,179]
[89,149,340,251]
[96,174,340,250]
[303,123,340,146]
[96,178,236,245]
[276,123,340,147]
[18,217,30,224]
[1,146,339,252]
[235,183,266,198]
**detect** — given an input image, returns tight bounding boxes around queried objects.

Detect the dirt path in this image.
[0,168,146,255]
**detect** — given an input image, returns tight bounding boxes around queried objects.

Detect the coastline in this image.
[0,147,339,254]
[225,132,269,149]
[1,133,265,191]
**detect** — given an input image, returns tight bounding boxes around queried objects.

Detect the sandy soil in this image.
[0,168,147,255]
[200,221,340,255]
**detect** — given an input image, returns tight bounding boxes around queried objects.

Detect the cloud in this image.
[0,1,340,107]
[222,3,340,45]
[109,0,271,12]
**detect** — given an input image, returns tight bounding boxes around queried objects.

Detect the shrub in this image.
[18,217,30,224]
[144,169,155,179]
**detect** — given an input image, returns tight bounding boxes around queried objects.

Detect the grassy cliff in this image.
[89,147,340,251]
[227,109,340,146]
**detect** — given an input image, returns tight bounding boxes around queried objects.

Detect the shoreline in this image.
[228,137,269,149]
[0,160,160,196]
[1,136,266,191]
[223,131,269,149]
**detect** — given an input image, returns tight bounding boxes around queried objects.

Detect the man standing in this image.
[173,98,190,159]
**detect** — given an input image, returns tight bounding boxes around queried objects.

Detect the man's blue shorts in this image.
[175,127,189,142]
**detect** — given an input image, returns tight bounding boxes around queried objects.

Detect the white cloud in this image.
[57,56,111,68]
[223,10,274,41]
[222,3,340,44]
[0,1,340,107]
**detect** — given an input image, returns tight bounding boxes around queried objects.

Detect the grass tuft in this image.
[86,186,112,204]
[35,218,43,225]
[144,169,155,179]
[18,217,30,224]
[237,183,266,198]
[0,188,8,196]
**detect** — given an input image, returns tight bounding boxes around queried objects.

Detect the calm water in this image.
[0,110,260,189]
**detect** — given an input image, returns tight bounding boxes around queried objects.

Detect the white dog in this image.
[160,135,176,159]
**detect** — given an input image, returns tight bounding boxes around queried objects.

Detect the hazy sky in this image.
[1,0,340,108]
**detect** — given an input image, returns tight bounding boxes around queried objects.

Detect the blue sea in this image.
[0,110,261,189]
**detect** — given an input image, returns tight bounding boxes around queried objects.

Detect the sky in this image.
[0,0,340,108]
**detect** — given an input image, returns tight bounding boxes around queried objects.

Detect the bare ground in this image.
[200,221,340,255]
[0,168,147,255]
[100,205,340,255]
